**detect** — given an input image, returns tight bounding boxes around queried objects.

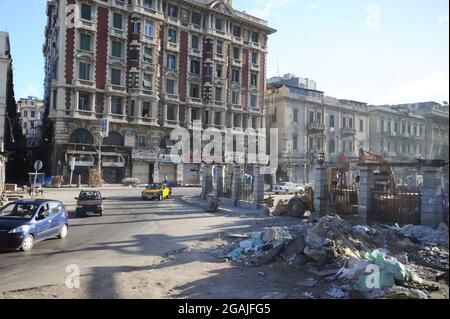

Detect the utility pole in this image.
[97,134,103,187]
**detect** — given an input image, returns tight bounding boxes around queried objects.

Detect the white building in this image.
[18,97,44,148]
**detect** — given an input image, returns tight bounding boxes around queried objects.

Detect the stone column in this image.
[252,165,265,209]
[232,164,240,206]
[153,162,160,183]
[202,163,212,199]
[421,166,444,227]
[214,164,223,198]
[358,165,374,223]
[313,165,328,214]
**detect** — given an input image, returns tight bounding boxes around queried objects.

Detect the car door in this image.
[33,203,53,240]
[48,201,64,237]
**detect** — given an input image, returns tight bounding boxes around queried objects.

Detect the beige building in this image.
[18,97,44,148]
[43,0,275,184]
[265,75,369,184]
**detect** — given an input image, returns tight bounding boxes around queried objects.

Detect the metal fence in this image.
[327,185,359,216]
[223,167,233,198]
[370,188,421,225]
[239,172,254,202]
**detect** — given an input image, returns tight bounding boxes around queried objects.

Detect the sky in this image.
[0,0,448,105]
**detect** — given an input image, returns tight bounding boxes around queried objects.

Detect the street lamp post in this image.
[96,133,104,187]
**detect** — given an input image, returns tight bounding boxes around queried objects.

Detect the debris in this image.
[262,227,292,242]
[383,286,428,299]
[396,224,449,247]
[297,278,317,287]
[325,288,345,299]
[258,242,285,264]
[353,225,370,234]
[258,272,267,277]
[304,246,328,264]
[302,292,315,299]
[309,267,341,278]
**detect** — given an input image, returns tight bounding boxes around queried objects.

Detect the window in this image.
[251,31,259,43]
[408,123,411,134]
[78,92,91,111]
[250,95,258,108]
[111,97,122,114]
[316,113,321,124]
[138,136,146,147]
[395,122,399,134]
[130,47,139,60]
[80,33,91,51]
[233,25,241,38]
[79,62,91,80]
[81,3,92,21]
[167,105,177,121]
[167,54,176,69]
[111,68,121,85]
[233,113,241,128]
[214,112,221,126]
[251,51,259,65]
[112,41,122,58]
[349,117,353,128]
[343,117,347,128]
[252,117,257,129]
[309,111,314,124]
[215,87,223,101]
[215,18,223,31]
[143,0,153,9]
[293,109,298,123]
[233,47,241,60]
[329,139,336,153]
[132,20,139,33]
[250,72,258,87]
[231,91,240,105]
[293,135,298,150]
[216,64,223,78]
[191,35,199,49]
[167,4,178,18]
[190,84,200,98]
[23,110,28,117]
[329,115,335,128]
[414,126,417,136]
[232,69,240,83]
[143,46,153,62]
[166,79,175,95]
[190,59,200,74]
[419,126,423,136]
[402,123,406,133]
[142,102,151,118]
[216,41,223,55]
[204,110,209,125]
[30,111,36,118]
[113,13,123,29]
[192,108,201,121]
[130,100,135,116]
[192,11,201,26]
[143,73,152,89]
[144,20,153,37]
[168,29,177,43]
[359,119,364,132]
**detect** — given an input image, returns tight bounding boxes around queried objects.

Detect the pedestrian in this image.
[164,175,168,185]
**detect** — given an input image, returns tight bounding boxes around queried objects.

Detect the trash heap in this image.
[221,214,449,299]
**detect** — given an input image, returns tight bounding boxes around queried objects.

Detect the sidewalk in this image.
[178,194,268,216]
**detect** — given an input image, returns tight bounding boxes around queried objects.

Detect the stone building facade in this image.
[18,97,45,148]
[43,0,275,184]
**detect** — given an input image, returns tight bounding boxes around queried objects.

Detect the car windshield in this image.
[79,191,102,200]
[147,184,162,189]
[0,203,38,219]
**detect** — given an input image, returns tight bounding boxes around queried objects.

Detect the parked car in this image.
[75,190,105,217]
[272,182,304,194]
[0,199,69,252]
[142,183,172,201]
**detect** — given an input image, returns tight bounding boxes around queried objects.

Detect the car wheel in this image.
[21,235,34,252]
[98,211,103,217]
[58,224,68,239]
[159,193,163,201]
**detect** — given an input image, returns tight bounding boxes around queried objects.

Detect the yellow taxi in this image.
[142,183,172,201]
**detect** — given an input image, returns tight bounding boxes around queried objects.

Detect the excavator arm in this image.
[359,148,398,190]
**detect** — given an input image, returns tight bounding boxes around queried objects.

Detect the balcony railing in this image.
[308,123,325,132]
[341,127,357,136]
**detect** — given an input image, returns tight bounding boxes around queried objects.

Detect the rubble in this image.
[219,214,449,299]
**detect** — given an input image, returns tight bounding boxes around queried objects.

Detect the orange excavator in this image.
[359,148,398,191]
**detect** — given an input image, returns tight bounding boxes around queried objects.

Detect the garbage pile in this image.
[220,214,449,299]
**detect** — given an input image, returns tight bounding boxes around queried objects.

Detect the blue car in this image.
[0,199,69,252]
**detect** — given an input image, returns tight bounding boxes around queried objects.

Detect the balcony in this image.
[187,97,202,106]
[231,103,242,110]
[79,19,96,32]
[73,79,95,88]
[106,83,127,94]
[250,63,260,71]
[190,23,202,32]
[166,42,179,52]
[110,27,127,39]
[164,94,179,102]
[308,123,325,132]
[232,59,242,67]
[111,0,129,10]
[190,48,202,57]
[341,127,357,136]
[140,34,156,45]
[130,4,164,20]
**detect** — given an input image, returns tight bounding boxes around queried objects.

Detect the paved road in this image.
[0,187,216,294]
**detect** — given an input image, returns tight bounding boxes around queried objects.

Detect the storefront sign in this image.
[124,132,136,148]
[132,149,158,161]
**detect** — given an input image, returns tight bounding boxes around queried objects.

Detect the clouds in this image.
[248,0,296,20]
[18,84,41,99]
[383,72,449,104]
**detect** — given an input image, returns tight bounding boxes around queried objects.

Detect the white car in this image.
[272,182,304,194]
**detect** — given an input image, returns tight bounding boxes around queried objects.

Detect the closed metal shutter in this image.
[132,162,150,184]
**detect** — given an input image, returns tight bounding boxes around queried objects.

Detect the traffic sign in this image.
[70,157,76,171]
[34,160,43,171]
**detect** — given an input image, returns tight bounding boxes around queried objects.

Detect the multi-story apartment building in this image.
[265,74,369,184]
[18,97,44,148]
[43,0,275,184]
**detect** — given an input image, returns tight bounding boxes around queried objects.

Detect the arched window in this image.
[69,128,94,145]
[103,131,124,146]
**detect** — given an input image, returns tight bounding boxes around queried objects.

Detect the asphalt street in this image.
[0,187,214,294]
